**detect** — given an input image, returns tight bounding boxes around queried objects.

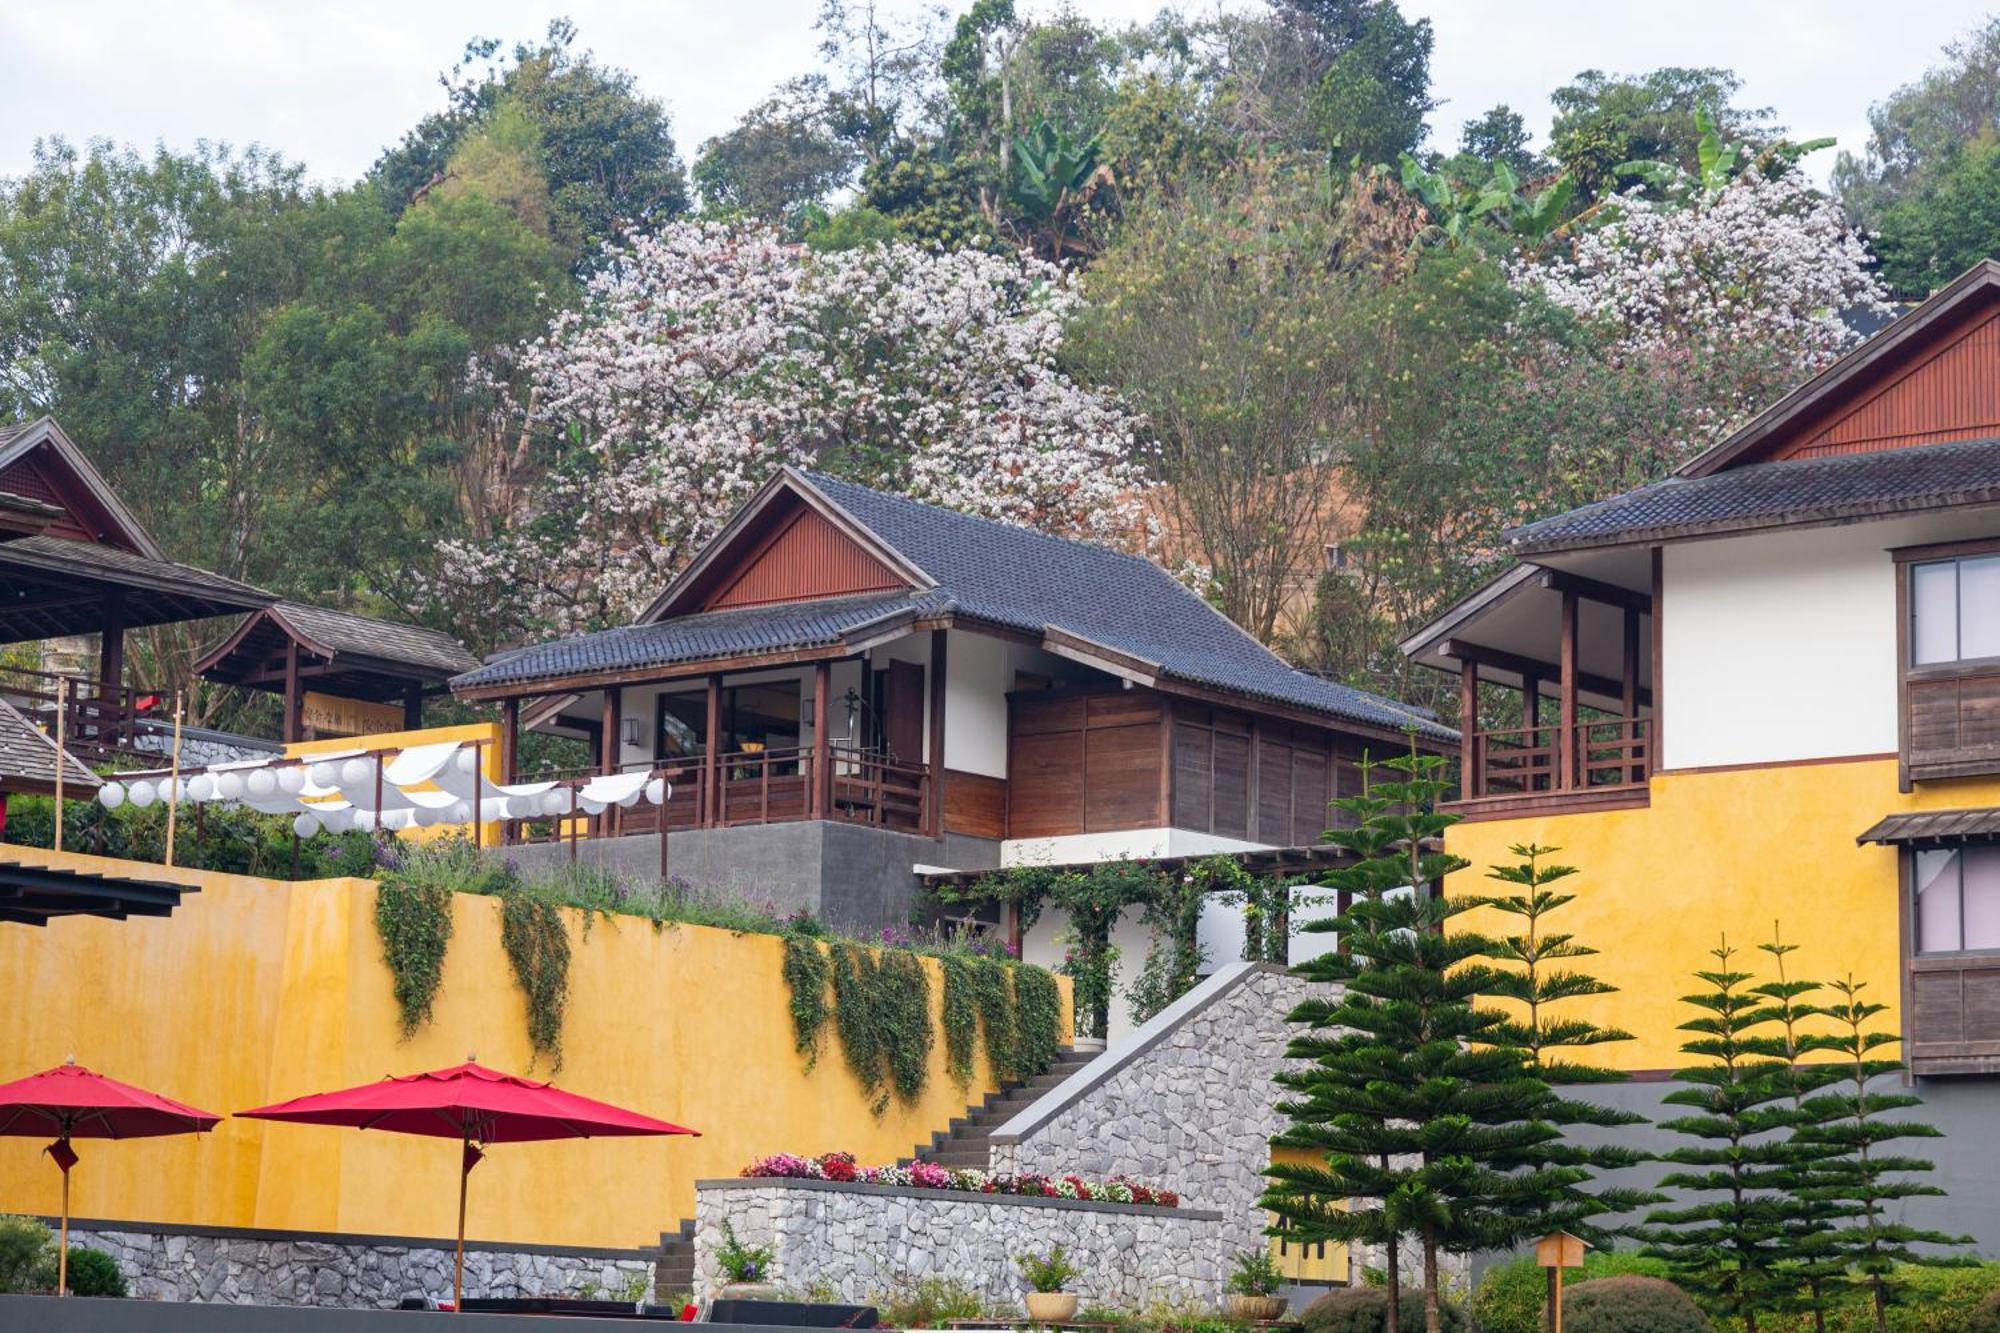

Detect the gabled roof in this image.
[1679,260,2000,478]
[0,417,162,557]
[463,470,1450,741]
[1505,434,2000,556]
[0,698,100,797]
[195,601,480,696]
[0,534,275,644]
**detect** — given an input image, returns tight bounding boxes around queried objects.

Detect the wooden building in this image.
[454,468,1450,1014]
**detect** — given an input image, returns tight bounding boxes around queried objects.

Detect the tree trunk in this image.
[1422,1226,1441,1333]
[1383,1225,1399,1332]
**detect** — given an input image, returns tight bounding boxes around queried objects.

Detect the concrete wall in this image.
[0,845,1067,1252]
[54,1220,653,1308]
[694,1178,1226,1307]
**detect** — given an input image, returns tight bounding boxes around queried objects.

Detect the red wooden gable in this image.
[0,449,142,552]
[701,500,905,611]
[1772,305,2000,463]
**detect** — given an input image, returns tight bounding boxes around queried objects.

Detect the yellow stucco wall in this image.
[1445,759,2000,1071]
[0,845,1066,1250]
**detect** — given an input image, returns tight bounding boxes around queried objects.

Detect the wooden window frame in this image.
[1893,537,2000,790]
[1899,838,2000,1077]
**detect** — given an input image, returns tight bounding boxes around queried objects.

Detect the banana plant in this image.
[1008,120,1113,260]
[1616,108,1835,201]
[1397,153,1580,255]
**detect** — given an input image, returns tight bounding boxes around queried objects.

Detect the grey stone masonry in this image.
[59,1222,655,1308]
[987,962,1315,1258]
[695,1179,1226,1309]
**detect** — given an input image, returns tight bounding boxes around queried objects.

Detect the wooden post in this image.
[599,688,621,839]
[57,1151,70,1297]
[98,590,125,747]
[703,675,721,828]
[1622,607,1642,783]
[1522,670,1540,791]
[52,678,65,854]
[927,629,947,837]
[472,739,483,844]
[812,662,831,819]
[1457,659,1477,800]
[1558,591,1579,791]
[163,694,184,866]
[403,685,423,733]
[499,698,520,846]
[282,639,302,744]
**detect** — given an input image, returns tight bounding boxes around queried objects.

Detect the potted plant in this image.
[1016,1245,1081,1323]
[1226,1250,1287,1321]
[713,1219,779,1300]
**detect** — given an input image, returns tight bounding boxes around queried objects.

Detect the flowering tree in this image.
[1513,167,1891,424]
[431,221,1149,642]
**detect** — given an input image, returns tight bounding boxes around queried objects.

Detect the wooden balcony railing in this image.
[506,745,929,847]
[1461,717,1650,801]
[0,665,159,764]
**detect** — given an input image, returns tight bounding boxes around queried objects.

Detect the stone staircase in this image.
[653,1218,697,1304]
[913,1046,1098,1169]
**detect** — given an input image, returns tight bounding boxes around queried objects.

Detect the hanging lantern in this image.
[127,780,156,809]
[339,758,373,787]
[308,760,341,788]
[293,812,321,838]
[277,766,307,795]
[214,772,244,800]
[98,781,126,810]
[246,770,277,799]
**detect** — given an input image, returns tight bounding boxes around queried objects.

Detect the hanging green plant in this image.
[939,954,978,1085]
[970,956,1019,1080]
[782,933,833,1066]
[1014,963,1063,1076]
[831,942,883,1103]
[375,877,454,1039]
[499,892,572,1071]
[876,950,933,1102]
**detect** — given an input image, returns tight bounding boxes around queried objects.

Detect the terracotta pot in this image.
[1025,1291,1080,1323]
[1228,1294,1288,1321]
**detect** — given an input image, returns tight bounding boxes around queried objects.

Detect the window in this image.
[1914,844,2000,953]
[1910,554,2000,666]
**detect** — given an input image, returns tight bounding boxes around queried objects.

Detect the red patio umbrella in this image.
[237,1059,696,1311]
[0,1057,220,1296]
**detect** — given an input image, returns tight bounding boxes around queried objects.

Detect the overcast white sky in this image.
[1,2,1992,188]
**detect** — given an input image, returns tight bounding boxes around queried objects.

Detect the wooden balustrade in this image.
[0,665,156,763]
[1461,717,1649,801]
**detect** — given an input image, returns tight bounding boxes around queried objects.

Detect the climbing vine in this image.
[374,878,455,1039]
[939,954,979,1085]
[781,932,833,1066]
[827,943,935,1114]
[1014,964,1063,1077]
[499,892,572,1071]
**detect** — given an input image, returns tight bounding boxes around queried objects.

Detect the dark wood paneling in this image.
[1084,723,1160,832]
[1213,731,1251,838]
[1781,308,2000,461]
[1907,667,2000,782]
[1006,687,1164,838]
[1910,958,2000,1072]
[1291,749,1330,847]
[942,769,1008,840]
[1172,725,1213,830]
[882,660,925,766]
[1256,743,1294,845]
[1008,731,1084,838]
[705,505,903,609]
[1013,693,1087,736]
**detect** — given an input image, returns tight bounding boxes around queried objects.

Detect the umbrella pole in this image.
[454,1137,469,1313]
[57,1155,70,1297]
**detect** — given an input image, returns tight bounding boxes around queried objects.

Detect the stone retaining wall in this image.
[694,1179,1226,1308]
[59,1221,655,1308]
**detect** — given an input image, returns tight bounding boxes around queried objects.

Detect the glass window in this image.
[1914,844,2000,954]
[1911,555,2000,665]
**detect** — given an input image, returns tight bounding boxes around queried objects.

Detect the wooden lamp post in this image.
[1536,1230,1589,1333]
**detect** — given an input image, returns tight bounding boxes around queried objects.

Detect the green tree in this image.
[1453,105,1550,183]
[1833,16,2000,231]
[1800,975,1973,1333]
[1638,941,1796,1332]
[1291,0,1437,166]
[694,77,856,223]
[1477,845,1658,1239]
[1548,67,1777,201]
[1872,139,2000,296]
[1267,750,1573,1333]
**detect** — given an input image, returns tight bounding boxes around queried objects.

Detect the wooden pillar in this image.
[403,685,424,732]
[500,698,520,784]
[927,629,947,838]
[97,590,125,744]
[1458,659,1478,800]
[600,688,621,776]
[1622,607,1642,783]
[1521,670,1539,791]
[703,674,722,828]
[282,639,302,744]
[1558,591,1579,790]
[812,661,831,820]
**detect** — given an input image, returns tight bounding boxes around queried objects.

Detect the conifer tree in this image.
[1478,845,1659,1237]
[1638,940,1797,1333]
[1266,750,1578,1333]
[1800,975,1972,1333]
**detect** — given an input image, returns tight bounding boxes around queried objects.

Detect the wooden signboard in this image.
[301,691,404,739]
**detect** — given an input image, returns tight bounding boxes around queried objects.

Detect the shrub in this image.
[0,1216,51,1293]
[1758,1262,2000,1332]
[1017,1246,1081,1293]
[1472,1251,1670,1333]
[1562,1276,1706,1333]
[1228,1248,1284,1297]
[61,1247,128,1298]
[1299,1286,1464,1333]
[875,1274,991,1326]
[1969,1288,2000,1333]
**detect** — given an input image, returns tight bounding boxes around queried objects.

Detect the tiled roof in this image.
[1506,436,2000,555]
[0,534,272,604]
[459,473,1449,741]
[1857,807,2000,846]
[458,591,938,689]
[273,602,480,677]
[0,698,100,794]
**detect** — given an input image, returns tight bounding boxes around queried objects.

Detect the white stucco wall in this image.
[1659,511,2000,770]
[944,628,1011,777]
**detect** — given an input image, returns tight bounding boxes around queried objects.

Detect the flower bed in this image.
[739,1151,1180,1206]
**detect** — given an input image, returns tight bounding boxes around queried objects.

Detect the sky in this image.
[0,1,1992,189]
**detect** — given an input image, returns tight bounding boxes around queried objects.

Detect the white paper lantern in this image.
[277,766,307,794]
[321,808,351,833]
[644,778,666,806]
[128,780,156,808]
[293,811,321,838]
[308,760,340,788]
[455,749,478,774]
[187,773,215,802]
[246,769,277,799]
[449,801,472,824]
[542,790,569,815]
[214,771,244,800]
[339,758,374,787]
[98,781,126,810]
